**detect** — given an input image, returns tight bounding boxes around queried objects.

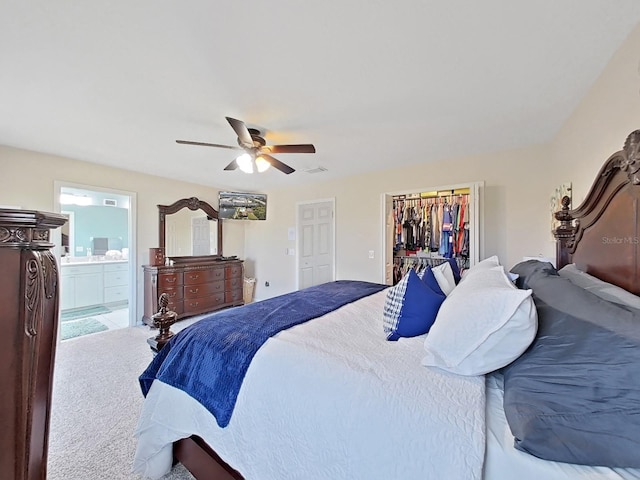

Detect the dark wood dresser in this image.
[142,258,244,325]
[0,208,67,480]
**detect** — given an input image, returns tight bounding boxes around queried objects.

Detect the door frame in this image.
[295,198,336,290]
[380,181,484,284]
[53,180,138,329]
[60,209,75,257]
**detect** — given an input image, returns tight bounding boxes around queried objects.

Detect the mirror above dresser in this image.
[158,197,223,260]
[142,197,244,326]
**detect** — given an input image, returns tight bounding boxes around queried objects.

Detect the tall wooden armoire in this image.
[0,208,67,480]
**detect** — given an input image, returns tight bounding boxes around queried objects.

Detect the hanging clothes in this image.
[430,201,440,251]
[439,201,453,258]
[422,201,431,249]
[391,191,471,281]
[394,200,404,249]
[456,197,467,255]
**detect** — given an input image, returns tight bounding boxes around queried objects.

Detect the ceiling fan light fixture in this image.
[236,153,254,174]
[177,117,314,175]
[255,156,271,173]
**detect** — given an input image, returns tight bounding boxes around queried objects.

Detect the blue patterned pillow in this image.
[383,269,446,341]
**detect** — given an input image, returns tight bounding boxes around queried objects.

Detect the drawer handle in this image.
[189,288,199,294]
[168,291,176,298]
[166,277,176,283]
[189,274,200,280]
[190,301,199,307]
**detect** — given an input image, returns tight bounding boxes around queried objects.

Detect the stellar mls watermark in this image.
[602,236,639,244]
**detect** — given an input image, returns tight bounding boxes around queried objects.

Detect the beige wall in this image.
[244,22,640,301]
[549,22,640,205]
[2,23,638,305]
[0,146,246,322]
[245,143,555,300]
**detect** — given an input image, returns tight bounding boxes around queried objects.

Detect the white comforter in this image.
[133,289,486,480]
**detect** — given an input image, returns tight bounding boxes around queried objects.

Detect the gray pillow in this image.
[558,263,640,310]
[503,260,640,468]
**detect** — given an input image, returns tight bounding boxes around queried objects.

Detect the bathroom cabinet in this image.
[60,260,128,310]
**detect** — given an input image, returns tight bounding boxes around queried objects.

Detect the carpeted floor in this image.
[48,322,199,479]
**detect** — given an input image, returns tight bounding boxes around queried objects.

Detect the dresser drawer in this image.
[160,285,183,302]
[158,272,183,289]
[183,292,225,313]
[184,280,225,299]
[183,267,225,285]
[225,275,243,291]
[143,259,245,326]
[166,299,184,316]
[225,264,243,278]
[225,288,243,304]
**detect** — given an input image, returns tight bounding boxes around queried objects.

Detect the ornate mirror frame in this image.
[158,197,222,261]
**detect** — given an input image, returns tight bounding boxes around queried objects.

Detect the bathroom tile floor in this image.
[94,306,130,331]
[59,305,130,341]
[62,305,217,341]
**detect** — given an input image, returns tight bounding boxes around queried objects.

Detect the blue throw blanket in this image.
[139,280,387,427]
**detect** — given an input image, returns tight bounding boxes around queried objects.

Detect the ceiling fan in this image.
[176,117,316,175]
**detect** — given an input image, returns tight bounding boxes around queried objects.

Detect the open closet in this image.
[383,182,483,285]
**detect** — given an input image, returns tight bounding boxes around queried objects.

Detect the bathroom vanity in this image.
[60,259,128,311]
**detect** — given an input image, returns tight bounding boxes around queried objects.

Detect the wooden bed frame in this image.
[173,437,243,480]
[171,129,640,480]
[555,129,640,295]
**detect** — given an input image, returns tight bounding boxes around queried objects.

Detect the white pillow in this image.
[460,255,501,282]
[431,261,457,295]
[422,266,537,376]
[558,264,640,310]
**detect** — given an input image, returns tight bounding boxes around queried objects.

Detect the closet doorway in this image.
[53,181,137,341]
[381,182,484,285]
[296,199,336,289]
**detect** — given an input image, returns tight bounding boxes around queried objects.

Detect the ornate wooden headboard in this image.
[554,130,640,295]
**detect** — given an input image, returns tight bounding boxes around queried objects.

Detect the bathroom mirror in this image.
[158,197,222,260]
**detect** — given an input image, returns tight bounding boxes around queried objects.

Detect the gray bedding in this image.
[502,260,640,468]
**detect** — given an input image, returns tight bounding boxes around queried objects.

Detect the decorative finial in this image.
[622,130,640,185]
[158,292,169,313]
[150,293,177,352]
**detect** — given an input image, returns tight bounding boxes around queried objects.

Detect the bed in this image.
[134,130,640,480]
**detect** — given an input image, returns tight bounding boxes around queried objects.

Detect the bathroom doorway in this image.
[53,181,137,341]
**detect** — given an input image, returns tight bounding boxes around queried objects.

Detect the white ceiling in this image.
[2,1,640,192]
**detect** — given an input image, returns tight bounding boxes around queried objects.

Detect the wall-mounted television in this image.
[218,191,267,220]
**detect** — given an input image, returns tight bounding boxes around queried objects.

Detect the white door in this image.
[297,200,335,289]
[191,216,211,255]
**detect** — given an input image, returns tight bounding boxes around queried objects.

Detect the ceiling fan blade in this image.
[263,144,316,154]
[224,159,239,171]
[225,117,254,147]
[261,154,295,174]
[176,140,240,150]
